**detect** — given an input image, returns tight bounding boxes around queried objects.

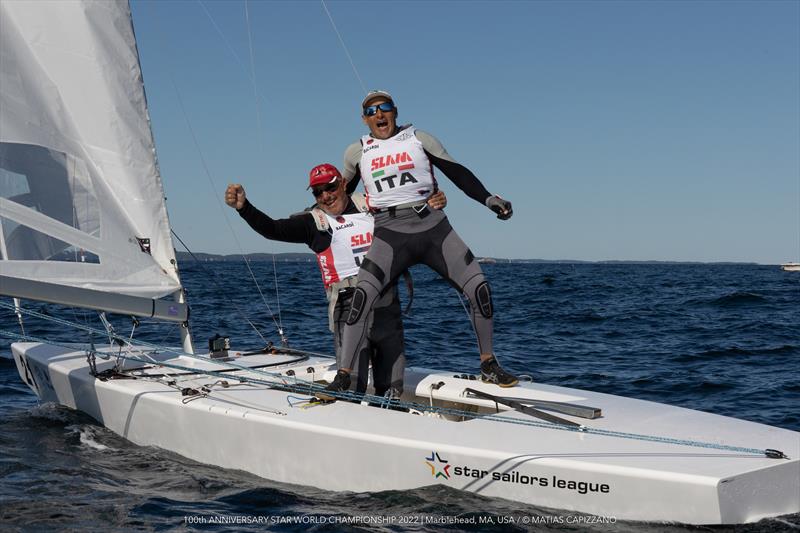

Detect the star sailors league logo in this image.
[425,451,451,479]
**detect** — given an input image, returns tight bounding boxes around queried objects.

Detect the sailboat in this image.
[1,1,798,525]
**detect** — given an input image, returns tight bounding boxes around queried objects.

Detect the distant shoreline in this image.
[175,252,761,266]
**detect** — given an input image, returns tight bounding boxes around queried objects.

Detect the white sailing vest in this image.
[312,195,374,289]
[359,126,437,209]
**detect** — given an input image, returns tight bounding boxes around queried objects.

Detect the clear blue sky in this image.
[129,0,799,264]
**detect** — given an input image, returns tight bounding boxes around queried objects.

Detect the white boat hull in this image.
[11,342,800,525]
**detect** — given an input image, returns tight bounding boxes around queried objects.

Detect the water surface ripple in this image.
[1,263,798,531]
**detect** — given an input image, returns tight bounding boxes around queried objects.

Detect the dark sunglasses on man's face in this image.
[363,102,395,117]
[312,180,339,197]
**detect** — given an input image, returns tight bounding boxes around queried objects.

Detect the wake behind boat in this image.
[0,1,797,526]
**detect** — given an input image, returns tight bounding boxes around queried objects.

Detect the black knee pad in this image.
[475,281,493,318]
[346,287,368,325]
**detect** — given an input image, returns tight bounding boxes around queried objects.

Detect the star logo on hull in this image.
[425,451,451,479]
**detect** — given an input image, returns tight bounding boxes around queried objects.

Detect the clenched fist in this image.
[225,183,246,210]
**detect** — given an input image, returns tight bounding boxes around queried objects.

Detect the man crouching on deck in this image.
[225,163,446,400]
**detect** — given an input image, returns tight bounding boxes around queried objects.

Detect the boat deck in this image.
[11,342,800,524]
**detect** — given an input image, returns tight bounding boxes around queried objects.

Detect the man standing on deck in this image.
[225,163,447,398]
[321,90,518,399]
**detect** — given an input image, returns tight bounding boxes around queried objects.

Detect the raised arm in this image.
[224,183,316,245]
[416,130,512,220]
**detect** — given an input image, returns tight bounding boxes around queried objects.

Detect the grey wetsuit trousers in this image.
[332,287,405,395]
[340,207,492,376]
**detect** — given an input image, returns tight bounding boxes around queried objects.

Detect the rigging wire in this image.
[191,0,372,346]
[0,3,788,467]
[0,303,292,385]
[320,0,367,93]
[243,0,285,344]
[1,315,781,459]
[170,230,271,347]
[3,327,299,397]
[193,0,287,344]
[167,74,285,344]
[143,0,286,346]
[197,0,248,78]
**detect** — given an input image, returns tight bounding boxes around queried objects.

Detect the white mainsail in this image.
[0,0,184,320]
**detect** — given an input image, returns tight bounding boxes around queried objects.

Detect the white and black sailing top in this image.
[358,125,437,209]
[237,194,373,291]
[342,125,493,209]
[308,195,373,288]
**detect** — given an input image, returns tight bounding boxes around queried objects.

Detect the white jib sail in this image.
[0,0,183,312]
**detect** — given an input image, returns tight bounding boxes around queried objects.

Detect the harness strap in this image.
[310,193,370,232]
[309,207,330,232]
[371,200,429,217]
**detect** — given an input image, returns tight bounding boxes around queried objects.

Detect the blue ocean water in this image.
[1,262,798,532]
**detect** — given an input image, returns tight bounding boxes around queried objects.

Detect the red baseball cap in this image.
[308,163,342,189]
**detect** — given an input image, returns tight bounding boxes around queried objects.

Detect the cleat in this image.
[382,387,408,412]
[315,369,351,402]
[480,357,519,388]
[385,386,403,399]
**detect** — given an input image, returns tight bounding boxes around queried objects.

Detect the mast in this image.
[173,282,194,354]
[0,228,25,335]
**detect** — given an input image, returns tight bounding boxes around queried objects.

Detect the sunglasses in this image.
[311,180,339,197]
[363,102,395,117]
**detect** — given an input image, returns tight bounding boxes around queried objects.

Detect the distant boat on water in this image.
[780,262,800,272]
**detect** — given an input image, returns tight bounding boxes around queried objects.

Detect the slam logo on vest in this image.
[351,232,372,266]
[351,233,372,248]
[370,152,413,172]
[318,254,333,284]
[370,152,418,192]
